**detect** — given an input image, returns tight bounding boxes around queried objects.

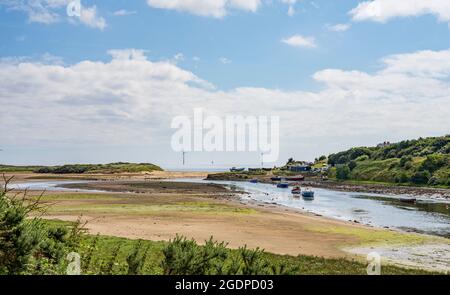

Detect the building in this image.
[288,165,311,172]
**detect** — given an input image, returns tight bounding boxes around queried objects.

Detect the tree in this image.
[336,165,351,180]
[410,171,431,185]
[348,161,357,171]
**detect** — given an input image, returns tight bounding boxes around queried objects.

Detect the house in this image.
[288,165,311,172]
[377,141,391,148]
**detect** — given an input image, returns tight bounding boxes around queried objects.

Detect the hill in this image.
[327,135,450,187]
[0,162,163,174]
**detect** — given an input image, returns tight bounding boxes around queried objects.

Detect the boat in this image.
[249,179,258,183]
[277,182,289,188]
[302,190,315,199]
[399,197,416,204]
[230,167,245,172]
[291,186,301,194]
[285,175,305,181]
[270,177,282,181]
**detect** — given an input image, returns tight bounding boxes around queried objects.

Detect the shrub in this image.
[410,171,431,185]
[336,165,351,180]
[0,175,74,274]
[348,161,357,171]
[399,156,412,167]
[161,235,297,275]
[419,154,448,173]
[355,155,369,162]
[396,173,409,183]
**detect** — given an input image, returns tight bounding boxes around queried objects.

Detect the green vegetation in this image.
[1,177,437,275]
[0,165,42,173]
[68,233,434,275]
[0,179,80,274]
[327,135,450,186]
[47,202,257,216]
[0,162,163,174]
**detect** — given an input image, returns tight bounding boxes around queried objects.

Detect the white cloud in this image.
[113,9,137,16]
[0,0,106,30]
[280,0,297,16]
[350,0,450,24]
[328,23,351,32]
[146,0,261,18]
[219,57,232,64]
[282,34,317,48]
[173,53,185,63]
[1,48,449,160]
[78,5,106,30]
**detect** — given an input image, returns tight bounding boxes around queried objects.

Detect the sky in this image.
[1,0,450,169]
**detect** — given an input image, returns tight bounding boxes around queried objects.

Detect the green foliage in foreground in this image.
[327,135,450,186]
[0,162,163,174]
[69,233,436,275]
[0,184,81,274]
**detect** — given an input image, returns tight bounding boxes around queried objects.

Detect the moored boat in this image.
[270,177,282,181]
[291,186,301,194]
[277,182,289,188]
[249,179,258,183]
[302,190,315,199]
[285,175,305,181]
[399,197,416,204]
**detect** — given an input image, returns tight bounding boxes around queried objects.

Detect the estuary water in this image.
[9,179,450,238]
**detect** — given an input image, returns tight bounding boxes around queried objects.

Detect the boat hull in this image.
[277,183,289,188]
[301,191,315,199]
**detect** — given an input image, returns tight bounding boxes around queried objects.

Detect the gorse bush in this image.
[0,176,76,274]
[161,235,298,275]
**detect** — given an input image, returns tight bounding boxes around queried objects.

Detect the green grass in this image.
[37,193,119,201]
[74,233,437,275]
[0,165,42,173]
[40,220,440,275]
[47,201,257,216]
[307,225,445,247]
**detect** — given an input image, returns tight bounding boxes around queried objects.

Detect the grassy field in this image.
[62,226,436,275]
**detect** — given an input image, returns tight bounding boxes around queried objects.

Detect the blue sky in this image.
[1,0,450,168]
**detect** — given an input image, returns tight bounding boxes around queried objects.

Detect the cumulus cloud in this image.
[78,5,106,30]
[350,0,450,24]
[282,34,317,48]
[113,9,137,16]
[0,48,449,159]
[328,23,351,32]
[0,0,106,30]
[146,0,261,18]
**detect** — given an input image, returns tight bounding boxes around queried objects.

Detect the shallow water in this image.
[8,180,102,193]
[9,179,450,238]
[172,178,450,238]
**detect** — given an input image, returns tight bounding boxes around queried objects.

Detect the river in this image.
[9,179,450,238]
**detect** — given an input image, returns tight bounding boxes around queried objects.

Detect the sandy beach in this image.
[4,171,449,271]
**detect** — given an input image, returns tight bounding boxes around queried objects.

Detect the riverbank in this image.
[206,172,450,201]
[5,172,450,272]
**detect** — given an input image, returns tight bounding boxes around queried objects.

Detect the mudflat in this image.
[6,172,445,265]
